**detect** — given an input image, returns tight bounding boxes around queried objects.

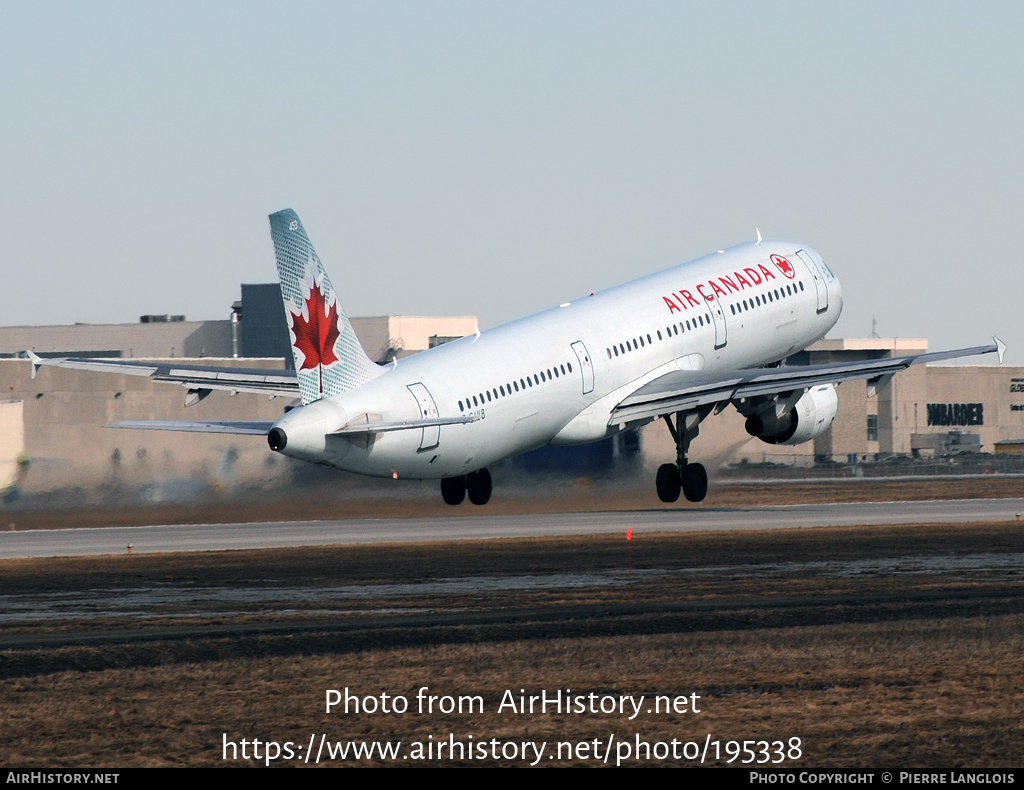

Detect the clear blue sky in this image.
[2,1,1021,363]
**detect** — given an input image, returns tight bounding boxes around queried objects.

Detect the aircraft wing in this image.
[610,338,1006,425]
[24,351,298,402]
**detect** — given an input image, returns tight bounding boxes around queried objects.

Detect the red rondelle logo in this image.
[771,254,796,279]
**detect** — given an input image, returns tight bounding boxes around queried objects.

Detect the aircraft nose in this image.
[831,277,844,316]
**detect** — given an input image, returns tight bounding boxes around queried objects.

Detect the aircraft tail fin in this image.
[269,209,385,405]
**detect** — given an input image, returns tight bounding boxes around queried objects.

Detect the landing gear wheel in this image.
[682,462,708,503]
[466,468,492,505]
[656,463,681,503]
[440,475,467,506]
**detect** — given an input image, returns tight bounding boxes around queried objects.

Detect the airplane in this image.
[27,209,1006,506]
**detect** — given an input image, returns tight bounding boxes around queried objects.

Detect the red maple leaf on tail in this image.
[290,282,341,394]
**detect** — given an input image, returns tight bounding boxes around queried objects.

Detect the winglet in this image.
[994,335,1006,365]
[756,227,763,245]
[22,350,43,380]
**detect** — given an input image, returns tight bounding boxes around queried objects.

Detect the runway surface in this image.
[2,497,1022,559]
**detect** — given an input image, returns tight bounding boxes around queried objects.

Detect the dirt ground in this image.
[4,474,1021,530]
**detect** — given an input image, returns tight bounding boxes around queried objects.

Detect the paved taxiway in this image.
[2,498,1021,559]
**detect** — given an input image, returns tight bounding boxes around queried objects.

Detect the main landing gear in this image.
[441,468,492,506]
[656,411,708,503]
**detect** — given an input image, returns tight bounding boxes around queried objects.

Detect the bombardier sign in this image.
[926,403,984,427]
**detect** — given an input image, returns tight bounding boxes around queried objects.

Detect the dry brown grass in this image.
[2,521,1023,767]
[2,617,1022,767]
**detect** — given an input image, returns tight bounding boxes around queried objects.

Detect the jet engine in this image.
[743,384,839,446]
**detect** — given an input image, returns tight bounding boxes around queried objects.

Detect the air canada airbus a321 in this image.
[28,210,1005,506]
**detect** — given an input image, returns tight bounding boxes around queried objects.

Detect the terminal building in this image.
[0,285,1021,497]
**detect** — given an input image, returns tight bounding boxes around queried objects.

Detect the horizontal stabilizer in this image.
[107,420,274,435]
[332,414,482,435]
[24,354,298,399]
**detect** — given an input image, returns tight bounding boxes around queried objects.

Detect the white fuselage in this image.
[271,240,842,478]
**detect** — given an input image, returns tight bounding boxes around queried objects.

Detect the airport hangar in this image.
[1,283,1021,494]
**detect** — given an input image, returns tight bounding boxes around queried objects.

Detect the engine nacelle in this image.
[744,384,839,446]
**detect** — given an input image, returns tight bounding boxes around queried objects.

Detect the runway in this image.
[2,497,1021,559]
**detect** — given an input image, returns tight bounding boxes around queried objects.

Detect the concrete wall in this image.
[0,358,290,495]
[0,321,233,359]
[0,315,478,365]
[640,360,1024,469]
[894,365,1024,453]
[0,400,25,488]
[351,316,477,362]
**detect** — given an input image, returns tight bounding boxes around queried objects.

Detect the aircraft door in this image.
[796,250,829,313]
[570,341,595,395]
[706,295,728,350]
[406,382,440,450]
